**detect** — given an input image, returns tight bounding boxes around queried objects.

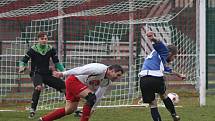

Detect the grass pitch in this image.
[0,95,215,121]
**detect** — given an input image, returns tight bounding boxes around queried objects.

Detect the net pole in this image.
[128,0,134,96]
[58,0,64,62]
[198,0,206,106]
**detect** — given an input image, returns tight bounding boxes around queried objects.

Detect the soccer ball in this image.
[167,93,179,105]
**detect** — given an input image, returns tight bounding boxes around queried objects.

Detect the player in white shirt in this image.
[39,63,123,121]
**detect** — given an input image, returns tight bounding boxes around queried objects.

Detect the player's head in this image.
[167,44,178,63]
[37,32,48,45]
[106,64,124,81]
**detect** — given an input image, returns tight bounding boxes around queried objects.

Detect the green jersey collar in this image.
[32,43,52,55]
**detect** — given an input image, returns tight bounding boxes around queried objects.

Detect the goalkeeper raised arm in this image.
[18,32,66,119]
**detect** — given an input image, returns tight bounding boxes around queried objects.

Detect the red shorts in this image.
[65,75,88,102]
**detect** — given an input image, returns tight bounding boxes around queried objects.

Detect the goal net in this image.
[0,0,198,110]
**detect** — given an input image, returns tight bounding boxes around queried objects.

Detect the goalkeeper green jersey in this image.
[20,43,64,75]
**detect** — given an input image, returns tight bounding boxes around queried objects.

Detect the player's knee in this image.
[65,109,75,115]
[85,92,96,108]
[65,107,77,115]
[149,100,157,108]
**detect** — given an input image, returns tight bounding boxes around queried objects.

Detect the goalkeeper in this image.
[138,31,184,121]
[18,32,66,119]
[39,63,123,121]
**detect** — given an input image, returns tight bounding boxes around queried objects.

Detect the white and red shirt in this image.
[62,63,111,107]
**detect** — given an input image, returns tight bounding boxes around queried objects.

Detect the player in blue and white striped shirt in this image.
[139,31,183,121]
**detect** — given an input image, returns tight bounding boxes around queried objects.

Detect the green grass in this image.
[0,95,215,121]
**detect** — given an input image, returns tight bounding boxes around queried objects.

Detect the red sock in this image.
[42,107,66,121]
[80,104,92,121]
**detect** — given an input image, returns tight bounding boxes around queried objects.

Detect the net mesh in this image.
[0,0,198,110]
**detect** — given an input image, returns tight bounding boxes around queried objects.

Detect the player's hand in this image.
[146,31,158,43]
[178,74,186,80]
[146,31,154,40]
[18,66,26,73]
[35,85,43,91]
[174,73,186,80]
[52,71,63,78]
[88,80,100,91]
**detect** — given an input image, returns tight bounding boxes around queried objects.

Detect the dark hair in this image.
[108,64,124,74]
[167,44,178,55]
[37,32,47,39]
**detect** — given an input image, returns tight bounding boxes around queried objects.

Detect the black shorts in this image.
[140,75,166,103]
[31,73,65,92]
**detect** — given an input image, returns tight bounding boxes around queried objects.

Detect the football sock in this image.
[150,107,162,121]
[163,97,176,115]
[80,104,92,121]
[31,89,41,110]
[42,107,65,121]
